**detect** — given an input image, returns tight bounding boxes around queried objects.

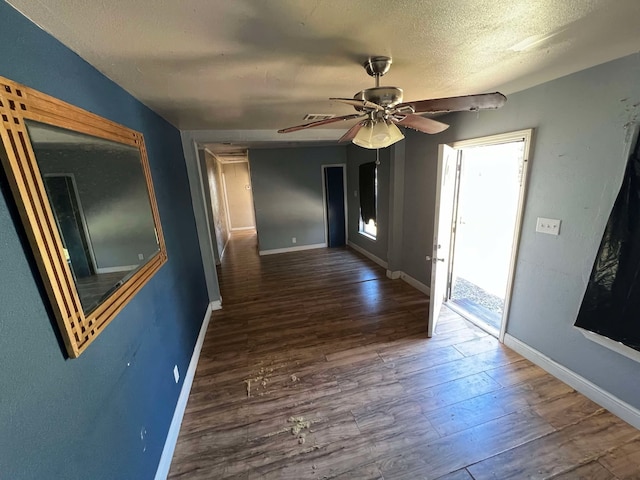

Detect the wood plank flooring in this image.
[168,232,640,479]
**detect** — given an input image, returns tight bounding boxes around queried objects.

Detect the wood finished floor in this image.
[168,232,640,479]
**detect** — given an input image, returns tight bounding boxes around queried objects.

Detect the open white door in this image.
[427,144,458,337]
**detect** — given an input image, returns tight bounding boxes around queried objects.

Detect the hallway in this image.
[168,233,640,479]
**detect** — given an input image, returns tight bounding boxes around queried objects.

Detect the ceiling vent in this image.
[303,113,335,121]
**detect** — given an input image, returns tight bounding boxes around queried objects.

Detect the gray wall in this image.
[402,53,640,409]
[38,145,158,269]
[401,124,464,284]
[346,145,391,262]
[249,146,346,252]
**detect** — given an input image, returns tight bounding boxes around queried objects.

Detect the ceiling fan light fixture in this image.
[352,122,375,149]
[385,121,405,146]
[371,120,392,144]
[352,120,404,149]
[278,56,505,142]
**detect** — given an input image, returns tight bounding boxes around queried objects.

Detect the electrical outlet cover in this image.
[536,217,561,236]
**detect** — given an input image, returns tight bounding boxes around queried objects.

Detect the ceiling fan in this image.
[278,56,507,149]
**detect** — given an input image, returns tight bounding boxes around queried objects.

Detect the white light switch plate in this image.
[536,217,561,236]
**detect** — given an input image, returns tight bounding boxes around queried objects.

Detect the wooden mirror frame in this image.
[0,76,167,358]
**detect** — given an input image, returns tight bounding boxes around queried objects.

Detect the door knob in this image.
[426,256,445,262]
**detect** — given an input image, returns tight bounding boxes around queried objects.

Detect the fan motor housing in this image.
[353,87,403,110]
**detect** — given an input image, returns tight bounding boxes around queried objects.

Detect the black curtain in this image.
[359,162,376,225]
[575,138,640,351]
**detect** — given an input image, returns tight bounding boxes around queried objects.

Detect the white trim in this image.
[259,243,326,256]
[576,327,640,364]
[347,240,388,269]
[499,130,532,342]
[429,144,457,338]
[95,264,138,274]
[205,148,249,165]
[155,300,221,480]
[451,129,534,149]
[230,226,255,231]
[358,231,377,241]
[399,271,431,296]
[503,333,640,430]
[448,129,534,342]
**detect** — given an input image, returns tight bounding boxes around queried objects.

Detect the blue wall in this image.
[0,2,208,478]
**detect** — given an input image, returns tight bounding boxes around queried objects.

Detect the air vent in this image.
[303,113,335,121]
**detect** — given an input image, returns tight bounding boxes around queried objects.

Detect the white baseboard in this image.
[259,243,326,256]
[347,241,388,269]
[155,300,221,480]
[399,271,431,296]
[386,270,402,280]
[95,264,138,274]
[504,333,640,430]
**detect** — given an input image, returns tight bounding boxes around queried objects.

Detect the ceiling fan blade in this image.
[393,114,450,134]
[397,92,507,114]
[330,97,384,112]
[278,114,365,133]
[338,121,366,143]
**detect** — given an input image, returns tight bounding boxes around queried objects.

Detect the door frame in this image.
[321,164,348,247]
[432,129,533,342]
[43,172,99,273]
[428,144,459,337]
[221,160,256,231]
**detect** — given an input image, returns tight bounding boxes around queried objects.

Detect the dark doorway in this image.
[324,166,346,247]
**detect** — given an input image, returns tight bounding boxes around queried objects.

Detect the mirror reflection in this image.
[26,120,160,314]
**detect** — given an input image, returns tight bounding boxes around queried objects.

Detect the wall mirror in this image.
[0,76,167,358]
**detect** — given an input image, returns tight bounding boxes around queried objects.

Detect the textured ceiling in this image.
[7,0,640,131]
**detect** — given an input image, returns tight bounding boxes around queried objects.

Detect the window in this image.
[358,161,377,239]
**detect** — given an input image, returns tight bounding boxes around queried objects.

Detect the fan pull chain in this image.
[376,148,380,165]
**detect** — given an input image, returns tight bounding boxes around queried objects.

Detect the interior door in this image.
[325,166,346,247]
[428,144,458,337]
[223,162,255,229]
